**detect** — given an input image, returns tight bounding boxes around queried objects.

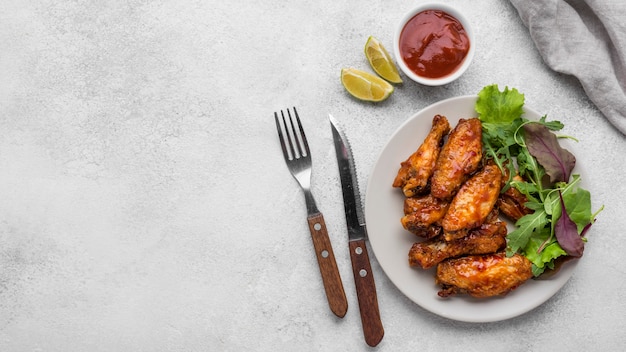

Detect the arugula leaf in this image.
[538,115,564,131]
[516,145,546,197]
[481,120,521,188]
[476,85,525,123]
[510,180,541,203]
[507,210,548,255]
[522,122,576,184]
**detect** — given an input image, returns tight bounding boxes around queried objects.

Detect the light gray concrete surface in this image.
[0,0,624,351]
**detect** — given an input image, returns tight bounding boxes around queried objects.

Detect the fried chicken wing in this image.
[497,175,533,221]
[441,162,502,241]
[409,221,507,269]
[430,118,483,200]
[436,253,533,298]
[393,115,451,197]
[401,194,450,238]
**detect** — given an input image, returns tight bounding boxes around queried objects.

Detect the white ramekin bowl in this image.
[394,3,475,86]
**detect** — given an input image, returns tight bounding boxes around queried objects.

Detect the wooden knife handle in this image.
[307,213,348,318]
[349,239,384,347]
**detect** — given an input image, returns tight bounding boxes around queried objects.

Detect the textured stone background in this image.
[0,0,624,351]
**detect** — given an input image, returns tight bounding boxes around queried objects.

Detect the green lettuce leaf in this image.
[476,85,525,123]
[523,227,567,276]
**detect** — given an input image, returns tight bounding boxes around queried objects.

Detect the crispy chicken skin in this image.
[396,118,535,299]
[401,194,450,238]
[436,253,533,298]
[430,118,483,200]
[393,115,451,197]
[441,162,502,241]
[409,221,507,269]
[497,175,533,221]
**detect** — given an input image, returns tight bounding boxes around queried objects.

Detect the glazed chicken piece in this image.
[401,194,450,238]
[441,162,502,241]
[436,253,533,298]
[393,115,451,197]
[430,118,483,200]
[409,221,507,269]
[498,175,533,221]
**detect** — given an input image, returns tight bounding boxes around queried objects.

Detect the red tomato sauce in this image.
[399,10,470,79]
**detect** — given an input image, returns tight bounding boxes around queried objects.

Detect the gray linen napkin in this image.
[510,0,626,135]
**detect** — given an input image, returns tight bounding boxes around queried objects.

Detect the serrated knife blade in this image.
[329,114,384,347]
[330,119,366,241]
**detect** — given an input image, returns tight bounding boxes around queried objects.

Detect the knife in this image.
[329,114,384,347]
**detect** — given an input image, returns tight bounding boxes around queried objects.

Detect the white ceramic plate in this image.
[365,95,578,323]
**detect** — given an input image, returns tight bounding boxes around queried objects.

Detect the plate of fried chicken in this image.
[365,95,578,322]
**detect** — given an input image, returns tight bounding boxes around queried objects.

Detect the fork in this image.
[274,107,348,318]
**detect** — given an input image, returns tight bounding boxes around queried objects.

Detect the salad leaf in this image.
[476,84,602,277]
[523,122,576,184]
[523,228,567,276]
[476,85,525,123]
[507,210,548,255]
[510,180,542,204]
[560,186,593,233]
[537,115,564,131]
[555,191,584,257]
[481,121,520,185]
[516,145,546,195]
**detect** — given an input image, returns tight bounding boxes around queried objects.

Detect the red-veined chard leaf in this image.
[523,122,576,184]
[555,191,584,257]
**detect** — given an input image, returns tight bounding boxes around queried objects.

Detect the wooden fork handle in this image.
[349,239,384,347]
[307,213,348,318]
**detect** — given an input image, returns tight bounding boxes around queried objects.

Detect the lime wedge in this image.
[364,36,403,84]
[341,68,394,102]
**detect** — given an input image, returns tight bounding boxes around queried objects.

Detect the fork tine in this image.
[287,109,304,159]
[282,110,297,160]
[292,107,309,157]
[274,112,289,160]
[275,107,311,161]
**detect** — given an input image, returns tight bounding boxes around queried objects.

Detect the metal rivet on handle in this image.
[321,250,329,258]
[359,269,367,277]
[355,246,363,255]
[314,223,321,231]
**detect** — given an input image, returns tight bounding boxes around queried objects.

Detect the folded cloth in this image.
[510,0,626,135]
